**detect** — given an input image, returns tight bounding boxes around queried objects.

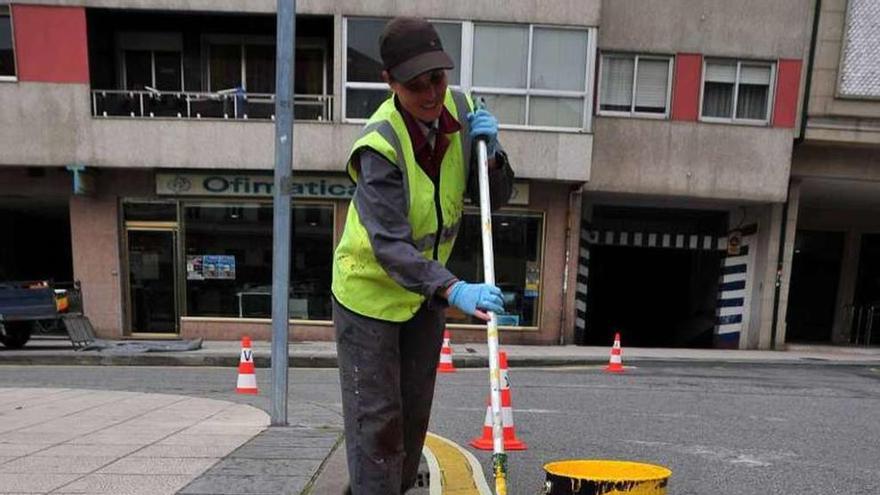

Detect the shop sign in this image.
[157,172,530,205]
[157,173,356,199]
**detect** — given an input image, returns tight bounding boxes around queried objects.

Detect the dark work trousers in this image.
[333,298,446,495]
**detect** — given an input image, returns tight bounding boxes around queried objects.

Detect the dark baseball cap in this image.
[380,17,455,83]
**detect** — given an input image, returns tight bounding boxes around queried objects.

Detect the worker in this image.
[331,16,515,495]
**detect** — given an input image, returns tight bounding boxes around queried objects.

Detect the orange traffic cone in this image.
[605,332,625,373]
[437,330,456,373]
[470,351,527,451]
[236,336,258,394]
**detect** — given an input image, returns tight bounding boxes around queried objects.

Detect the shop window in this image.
[446,211,543,327]
[599,53,672,117]
[701,60,774,124]
[344,17,461,119]
[183,202,333,321]
[0,6,15,79]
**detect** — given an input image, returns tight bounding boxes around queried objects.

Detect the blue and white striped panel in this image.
[574,224,592,337]
[715,246,750,347]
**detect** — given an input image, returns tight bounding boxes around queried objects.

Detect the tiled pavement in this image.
[0,388,270,495]
[178,427,339,495]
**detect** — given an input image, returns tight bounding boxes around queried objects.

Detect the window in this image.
[124,50,183,91]
[183,202,334,321]
[473,25,590,128]
[446,211,544,327]
[1,5,16,79]
[205,36,328,95]
[701,60,774,123]
[117,33,184,91]
[599,54,672,116]
[343,18,596,129]
[344,18,462,119]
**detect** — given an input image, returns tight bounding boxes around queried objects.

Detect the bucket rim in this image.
[543,459,672,482]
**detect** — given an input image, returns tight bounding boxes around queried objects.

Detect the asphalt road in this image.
[2,363,878,494]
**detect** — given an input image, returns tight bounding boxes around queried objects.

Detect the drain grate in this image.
[414,470,431,487]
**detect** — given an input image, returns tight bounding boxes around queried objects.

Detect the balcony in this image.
[91,89,333,121]
[86,9,334,122]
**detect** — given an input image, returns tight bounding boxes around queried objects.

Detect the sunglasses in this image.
[402,70,447,93]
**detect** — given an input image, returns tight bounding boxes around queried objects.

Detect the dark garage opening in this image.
[0,201,73,283]
[585,245,722,348]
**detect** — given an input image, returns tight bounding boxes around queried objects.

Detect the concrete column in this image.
[332,13,343,123]
[774,180,801,348]
[69,194,124,337]
[743,203,784,350]
[832,230,862,344]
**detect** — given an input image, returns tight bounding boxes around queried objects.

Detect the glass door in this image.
[126,228,179,334]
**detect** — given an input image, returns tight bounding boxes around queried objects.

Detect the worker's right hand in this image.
[447,281,504,322]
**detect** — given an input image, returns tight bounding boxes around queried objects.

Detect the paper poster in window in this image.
[524,261,540,298]
[186,255,204,280]
[203,255,236,280]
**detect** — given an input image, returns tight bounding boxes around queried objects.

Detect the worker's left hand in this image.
[467,109,498,156]
[447,281,505,322]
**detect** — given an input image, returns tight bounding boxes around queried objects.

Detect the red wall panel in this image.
[11,5,89,83]
[772,59,802,129]
[671,53,703,122]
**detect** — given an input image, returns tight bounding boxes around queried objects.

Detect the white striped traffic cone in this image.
[236,336,258,394]
[437,330,456,373]
[605,332,625,373]
[469,351,527,451]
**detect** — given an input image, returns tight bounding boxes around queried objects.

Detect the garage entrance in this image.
[0,198,73,283]
[586,245,722,347]
[576,206,730,348]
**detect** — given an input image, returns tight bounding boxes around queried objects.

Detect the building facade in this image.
[1,0,854,350]
[785,0,880,348]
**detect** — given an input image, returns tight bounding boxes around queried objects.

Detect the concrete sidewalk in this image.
[0,388,279,494]
[2,336,880,367]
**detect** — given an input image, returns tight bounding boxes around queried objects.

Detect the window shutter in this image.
[600,56,634,108]
[705,62,736,83]
[634,59,669,110]
[740,65,771,85]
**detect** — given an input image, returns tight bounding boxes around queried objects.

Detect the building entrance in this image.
[125,226,179,334]
[853,234,880,346]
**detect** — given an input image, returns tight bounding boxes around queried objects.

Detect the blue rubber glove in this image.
[466,108,499,157]
[447,281,505,321]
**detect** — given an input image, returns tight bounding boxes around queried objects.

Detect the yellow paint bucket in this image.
[543,460,671,495]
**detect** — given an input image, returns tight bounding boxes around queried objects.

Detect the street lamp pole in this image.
[271,0,296,426]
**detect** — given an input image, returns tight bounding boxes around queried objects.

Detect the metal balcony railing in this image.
[91,88,333,121]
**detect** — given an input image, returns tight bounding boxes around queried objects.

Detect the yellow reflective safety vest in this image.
[332,89,474,322]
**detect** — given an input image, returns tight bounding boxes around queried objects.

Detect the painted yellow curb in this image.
[424,433,491,495]
[543,460,671,495]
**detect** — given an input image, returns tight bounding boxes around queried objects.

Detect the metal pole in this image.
[476,138,507,495]
[271,0,296,426]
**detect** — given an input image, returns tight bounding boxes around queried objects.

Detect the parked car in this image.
[0,281,78,349]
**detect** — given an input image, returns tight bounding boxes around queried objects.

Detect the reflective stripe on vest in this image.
[332,89,474,322]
